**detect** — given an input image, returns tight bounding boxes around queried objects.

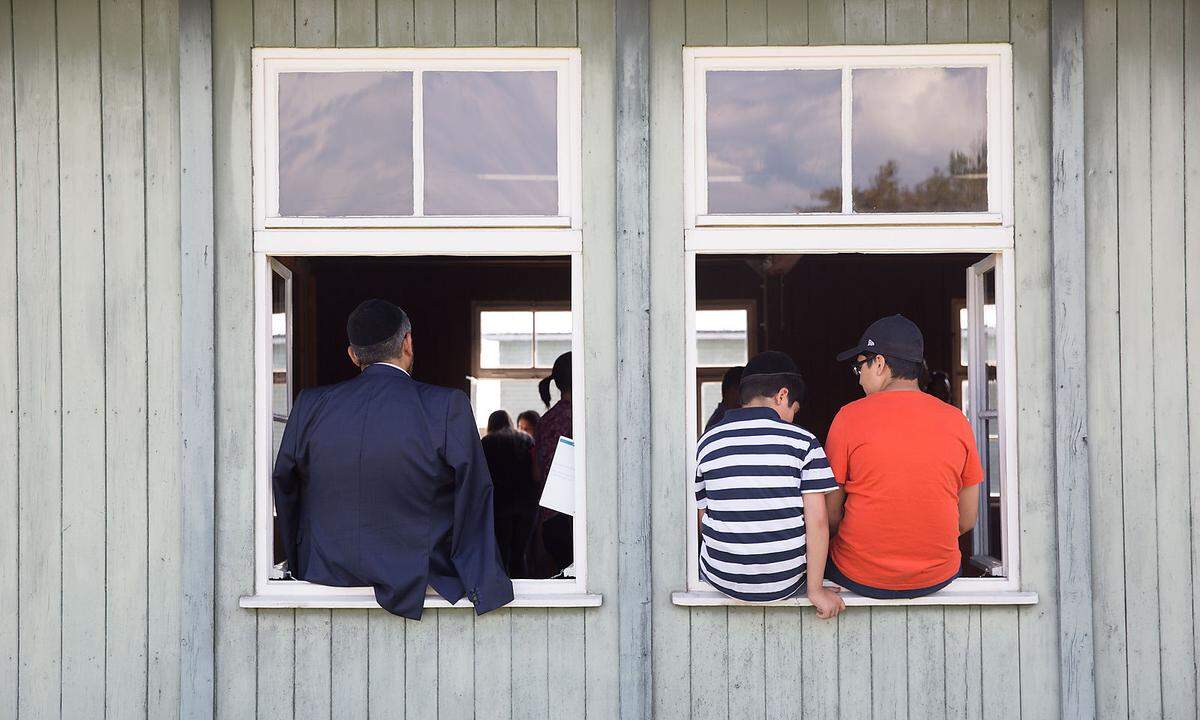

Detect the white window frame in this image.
[676,45,1033,608]
[243,49,597,610]
[252,47,583,231]
[683,44,1014,229]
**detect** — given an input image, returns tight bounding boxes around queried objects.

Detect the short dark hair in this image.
[351,327,408,366]
[517,410,540,429]
[739,372,806,407]
[487,410,512,434]
[882,355,924,381]
[721,366,744,393]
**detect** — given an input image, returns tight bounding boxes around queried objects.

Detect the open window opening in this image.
[687,251,1016,592]
[261,254,584,597]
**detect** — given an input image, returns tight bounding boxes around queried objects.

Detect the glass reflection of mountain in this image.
[801,141,988,214]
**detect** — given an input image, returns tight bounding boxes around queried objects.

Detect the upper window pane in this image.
[852,67,988,213]
[424,71,559,216]
[696,309,749,367]
[480,311,534,368]
[706,70,842,214]
[534,311,572,368]
[277,72,414,216]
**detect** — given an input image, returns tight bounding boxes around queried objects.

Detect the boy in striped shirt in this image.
[695,351,845,618]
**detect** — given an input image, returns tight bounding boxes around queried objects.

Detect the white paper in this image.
[539,437,575,516]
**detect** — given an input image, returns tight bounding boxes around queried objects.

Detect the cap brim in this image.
[836,344,868,362]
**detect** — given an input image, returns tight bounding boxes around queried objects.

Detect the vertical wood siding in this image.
[208,1,620,718]
[1,0,1197,717]
[1086,0,1200,718]
[2,0,182,715]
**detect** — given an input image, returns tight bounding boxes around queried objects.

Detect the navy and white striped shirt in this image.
[695,406,838,602]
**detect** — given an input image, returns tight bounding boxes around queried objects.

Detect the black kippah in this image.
[347,299,406,346]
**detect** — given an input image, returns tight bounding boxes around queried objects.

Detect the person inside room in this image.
[525,352,575,578]
[271,298,513,619]
[481,410,535,577]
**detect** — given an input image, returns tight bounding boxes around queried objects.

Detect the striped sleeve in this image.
[694,453,708,509]
[798,436,838,493]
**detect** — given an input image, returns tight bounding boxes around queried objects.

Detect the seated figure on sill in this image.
[825,315,983,600]
[694,351,844,618]
[272,298,514,619]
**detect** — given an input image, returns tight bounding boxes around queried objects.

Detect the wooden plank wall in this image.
[1086,0,1199,718]
[650,1,1063,718]
[1,0,182,717]
[0,0,181,715]
[210,1,620,718]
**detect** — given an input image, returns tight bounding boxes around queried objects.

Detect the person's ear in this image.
[403,332,414,357]
[347,346,359,366]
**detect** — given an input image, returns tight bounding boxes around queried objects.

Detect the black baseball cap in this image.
[836,314,925,363]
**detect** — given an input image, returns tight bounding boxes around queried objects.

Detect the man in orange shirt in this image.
[824,315,982,599]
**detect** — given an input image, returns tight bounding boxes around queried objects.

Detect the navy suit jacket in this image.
[272,363,514,619]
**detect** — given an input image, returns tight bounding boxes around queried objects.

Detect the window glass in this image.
[696,309,749,366]
[852,67,988,213]
[278,72,414,216]
[706,70,842,214]
[472,378,559,433]
[700,381,722,430]
[270,267,290,460]
[424,71,558,216]
[534,310,572,367]
[983,268,998,411]
[479,311,534,368]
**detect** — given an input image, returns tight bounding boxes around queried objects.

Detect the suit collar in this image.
[364,362,411,378]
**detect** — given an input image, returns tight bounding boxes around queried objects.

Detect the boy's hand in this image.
[809,585,845,620]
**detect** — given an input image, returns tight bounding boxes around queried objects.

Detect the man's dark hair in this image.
[739,372,806,407]
[882,355,924,381]
[721,366,744,394]
[517,410,540,429]
[487,410,512,434]
[351,327,408,366]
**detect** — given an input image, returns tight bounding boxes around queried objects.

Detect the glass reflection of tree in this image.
[828,137,988,213]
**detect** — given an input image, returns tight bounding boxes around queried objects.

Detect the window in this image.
[471,304,572,433]
[679,45,1025,605]
[254,48,582,229]
[685,45,1013,227]
[248,48,594,608]
[695,304,754,431]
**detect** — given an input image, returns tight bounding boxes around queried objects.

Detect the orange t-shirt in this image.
[826,391,983,590]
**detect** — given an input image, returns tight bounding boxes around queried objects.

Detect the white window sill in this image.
[672,589,1037,608]
[240,592,603,610]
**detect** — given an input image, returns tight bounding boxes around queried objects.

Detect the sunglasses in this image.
[850,354,878,377]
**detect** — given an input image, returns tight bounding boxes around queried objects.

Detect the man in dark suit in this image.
[272,299,513,619]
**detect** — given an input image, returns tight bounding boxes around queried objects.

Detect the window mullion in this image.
[412,69,424,217]
[840,66,853,215]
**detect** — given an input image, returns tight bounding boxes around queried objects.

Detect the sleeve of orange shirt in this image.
[825,411,850,486]
[959,418,985,489]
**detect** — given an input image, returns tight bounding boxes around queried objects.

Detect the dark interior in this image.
[277,255,572,392]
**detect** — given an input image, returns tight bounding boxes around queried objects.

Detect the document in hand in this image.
[538,437,575,516]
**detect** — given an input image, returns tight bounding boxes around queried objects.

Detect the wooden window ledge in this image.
[240,592,603,610]
[672,589,1037,608]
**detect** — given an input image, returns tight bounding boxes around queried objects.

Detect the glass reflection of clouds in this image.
[852,67,988,213]
[706,69,842,214]
[278,72,414,216]
[424,71,558,216]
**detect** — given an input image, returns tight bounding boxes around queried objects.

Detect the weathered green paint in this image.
[1,0,1198,718]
